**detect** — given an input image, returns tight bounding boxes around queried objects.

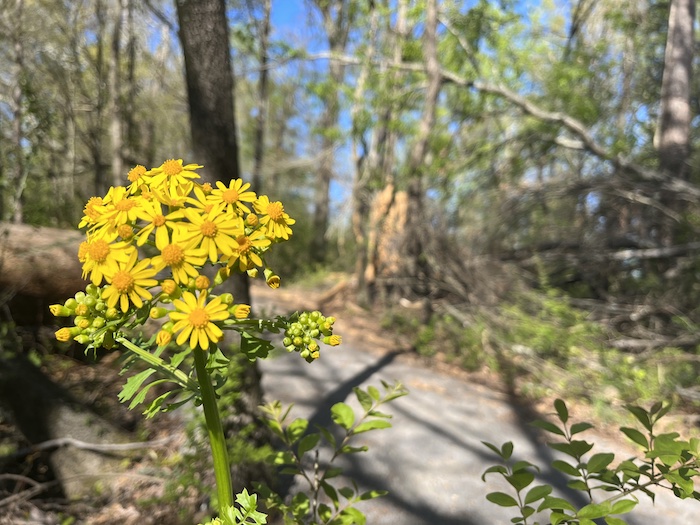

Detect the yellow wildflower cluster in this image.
[53,159,296,351]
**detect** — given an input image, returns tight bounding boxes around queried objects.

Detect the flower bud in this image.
[105,307,120,320]
[50,304,72,317]
[118,224,134,240]
[232,304,251,319]
[323,335,342,346]
[246,268,259,278]
[161,279,180,299]
[92,317,106,329]
[64,298,78,311]
[85,284,99,297]
[75,303,89,316]
[156,330,172,347]
[219,293,234,305]
[150,307,169,320]
[75,291,86,303]
[74,334,92,345]
[215,267,231,286]
[245,213,259,227]
[55,327,73,342]
[264,268,280,289]
[201,182,213,194]
[84,295,97,307]
[195,275,211,290]
[76,318,91,330]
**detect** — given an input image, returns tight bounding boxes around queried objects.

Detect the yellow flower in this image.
[226,231,270,272]
[156,330,172,347]
[151,236,207,285]
[208,179,256,216]
[181,206,244,263]
[78,196,106,229]
[148,159,202,193]
[81,237,133,285]
[169,291,230,350]
[101,186,143,227]
[102,251,158,312]
[135,200,184,248]
[254,195,295,240]
[127,164,148,194]
[231,304,251,319]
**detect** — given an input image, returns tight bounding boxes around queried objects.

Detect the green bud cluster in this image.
[51,284,121,349]
[282,311,340,363]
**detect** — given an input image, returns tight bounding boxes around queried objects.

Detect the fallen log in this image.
[0,222,86,299]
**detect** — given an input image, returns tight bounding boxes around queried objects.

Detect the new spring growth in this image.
[282,311,341,363]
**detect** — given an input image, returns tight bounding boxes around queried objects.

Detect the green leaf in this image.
[352,420,392,434]
[318,503,332,523]
[339,507,366,525]
[359,489,387,500]
[118,368,156,403]
[482,465,508,481]
[567,479,589,491]
[331,402,355,430]
[549,439,593,459]
[501,441,514,460]
[240,332,274,361]
[552,460,580,477]
[531,420,565,436]
[554,399,568,423]
[625,405,652,432]
[577,501,611,519]
[483,440,508,458]
[538,496,576,512]
[340,445,368,454]
[570,422,594,435]
[524,485,553,504]
[587,453,615,473]
[338,487,354,499]
[320,481,339,508]
[620,427,649,449]
[286,418,308,444]
[486,491,519,507]
[610,498,637,515]
[605,517,628,525]
[318,426,337,448]
[506,471,535,492]
[354,387,374,412]
[143,391,172,418]
[367,386,381,401]
[297,433,320,457]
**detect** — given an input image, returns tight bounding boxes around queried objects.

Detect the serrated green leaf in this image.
[486,491,519,507]
[354,387,373,412]
[524,484,553,504]
[143,391,172,418]
[118,369,156,403]
[331,402,355,430]
[130,378,168,409]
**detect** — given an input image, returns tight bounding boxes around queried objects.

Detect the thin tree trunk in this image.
[251,0,271,194]
[109,0,126,186]
[402,0,441,298]
[10,0,25,224]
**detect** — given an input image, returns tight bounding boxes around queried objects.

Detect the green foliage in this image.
[256,381,408,525]
[483,399,700,524]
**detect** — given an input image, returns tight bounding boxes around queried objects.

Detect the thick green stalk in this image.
[193,347,233,511]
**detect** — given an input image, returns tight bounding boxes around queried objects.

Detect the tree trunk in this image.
[109,0,126,186]
[9,0,25,224]
[175,0,269,497]
[251,0,271,194]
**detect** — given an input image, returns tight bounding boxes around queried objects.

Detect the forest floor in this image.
[1,274,699,523]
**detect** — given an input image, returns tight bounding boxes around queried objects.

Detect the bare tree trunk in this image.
[654,0,695,175]
[93,0,108,196]
[9,0,25,224]
[251,0,271,194]
[402,0,441,300]
[175,0,269,496]
[310,0,354,265]
[109,0,126,186]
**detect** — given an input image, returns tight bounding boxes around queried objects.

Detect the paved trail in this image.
[254,286,699,524]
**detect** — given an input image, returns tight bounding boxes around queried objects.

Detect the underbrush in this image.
[383,289,700,422]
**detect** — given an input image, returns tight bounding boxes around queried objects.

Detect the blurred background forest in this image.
[1,0,700,520]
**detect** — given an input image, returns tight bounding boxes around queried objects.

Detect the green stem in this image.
[117,336,199,392]
[193,347,233,512]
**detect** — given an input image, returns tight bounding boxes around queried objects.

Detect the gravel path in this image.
[255,286,699,524]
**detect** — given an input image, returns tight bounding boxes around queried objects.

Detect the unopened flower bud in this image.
[195,275,211,290]
[246,268,259,278]
[85,284,99,297]
[232,304,251,319]
[219,293,234,305]
[75,291,86,303]
[74,334,92,345]
[55,327,73,342]
[323,335,342,346]
[150,307,169,320]
[76,318,91,330]
[245,213,259,227]
[161,279,180,298]
[84,295,97,307]
[201,182,213,194]
[282,337,292,347]
[75,303,89,316]
[64,298,78,311]
[50,304,72,317]
[215,266,231,286]
[92,317,106,328]
[264,268,280,289]
[105,307,120,320]
[156,330,172,347]
[308,342,319,353]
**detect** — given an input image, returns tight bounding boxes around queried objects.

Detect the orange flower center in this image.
[118,224,134,239]
[162,159,182,176]
[188,307,210,328]
[112,270,135,293]
[88,240,110,262]
[128,165,146,182]
[115,199,136,211]
[267,201,284,221]
[153,214,166,227]
[236,235,252,253]
[222,188,240,204]
[162,244,185,266]
[200,220,218,238]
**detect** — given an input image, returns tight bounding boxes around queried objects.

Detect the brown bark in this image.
[654,0,695,175]
[251,0,271,194]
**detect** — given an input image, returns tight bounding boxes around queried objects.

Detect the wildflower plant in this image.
[51,159,349,523]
